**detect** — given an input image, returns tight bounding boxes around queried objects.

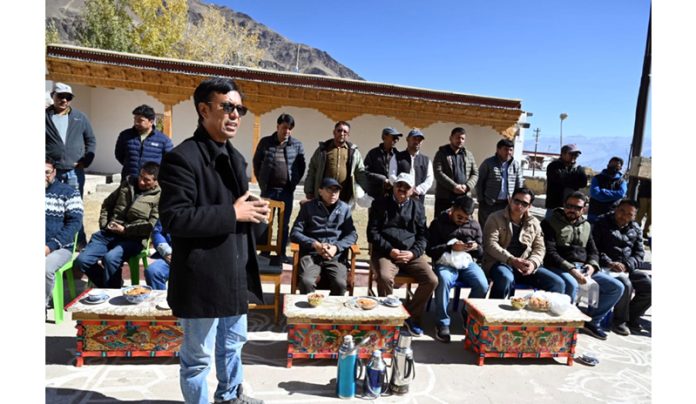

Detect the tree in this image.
[46,21,61,44]
[177,6,263,67]
[129,0,188,58]
[77,0,134,52]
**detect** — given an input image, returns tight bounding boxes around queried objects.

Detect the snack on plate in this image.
[307,293,325,307]
[357,297,378,310]
[510,297,527,310]
[528,295,551,311]
[124,286,151,296]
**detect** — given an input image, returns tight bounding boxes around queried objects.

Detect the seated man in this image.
[541,191,625,340]
[290,178,358,295]
[367,173,438,337]
[45,156,83,308]
[592,199,651,335]
[144,220,171,290]
[75,162,161,288]
[484,187,565,299]
[427,195,488,343]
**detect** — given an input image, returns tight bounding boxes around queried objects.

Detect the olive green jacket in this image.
[99,176,160,247]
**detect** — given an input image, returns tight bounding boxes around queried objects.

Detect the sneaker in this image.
[435,325,451,343]
[612,322,630,336]
[403,319,424,337]
[581,322,608,340]
[627,321,645,334]
[218,385,264,404]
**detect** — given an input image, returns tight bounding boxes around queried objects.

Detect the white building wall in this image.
[50,83,509,182]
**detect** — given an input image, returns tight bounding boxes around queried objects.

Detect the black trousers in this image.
[477,200,508,229]
[611,270,652,325]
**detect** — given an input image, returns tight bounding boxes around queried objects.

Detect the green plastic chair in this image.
[51,233,79,325]
[127,236,151,286]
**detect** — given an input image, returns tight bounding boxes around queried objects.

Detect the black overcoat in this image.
[158,127,264,318]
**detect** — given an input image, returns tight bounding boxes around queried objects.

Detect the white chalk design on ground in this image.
[558,368,651,404]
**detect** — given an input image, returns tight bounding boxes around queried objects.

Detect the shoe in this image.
[218,385,264,404]
[612,322,630,336]
[435,325,451,343]
[403,319,424,337]
[627,321,644,334]
[581,322,608,340]
[282,256,292,265]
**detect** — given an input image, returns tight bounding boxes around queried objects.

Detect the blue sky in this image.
[214,0,651,169]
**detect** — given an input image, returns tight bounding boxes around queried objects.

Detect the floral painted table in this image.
[66,288,182,367]
[463,298,591,366]
[283,295,410,368]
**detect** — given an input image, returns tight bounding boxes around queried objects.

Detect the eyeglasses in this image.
[207,102,248,116]
[45,170,54,175]
[511,198,530,208]
[564,203,584,211]
[55,93,73,101]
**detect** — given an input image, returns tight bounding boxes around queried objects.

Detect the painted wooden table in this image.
[66,288,182,367]
[463,298,591,366]
[283,295,410,368]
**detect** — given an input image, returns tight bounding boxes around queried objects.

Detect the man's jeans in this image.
[57,168,87,244]
[74,230,143,288]
[489,262,565,299]
[144,259,170,290]
[260,187,294,257]
[180,315,247,404]
[434,262,488,327]
[550,265,625,325]
[46,248,73,305]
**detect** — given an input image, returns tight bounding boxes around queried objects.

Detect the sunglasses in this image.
[55,93,73,101]
[511,198,530,208]
[45,169,54,175]
[208,102,248,116]
[564,203,584,211]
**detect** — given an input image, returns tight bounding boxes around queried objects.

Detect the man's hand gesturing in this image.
[234,191,270,223]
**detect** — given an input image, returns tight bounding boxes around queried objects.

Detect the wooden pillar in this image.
[163,103,173,138]
[251,114,261,183]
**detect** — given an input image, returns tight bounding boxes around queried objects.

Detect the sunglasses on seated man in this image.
[511,198,530,208]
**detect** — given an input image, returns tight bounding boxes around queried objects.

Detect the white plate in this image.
[381,298,401,307]
[82,294,109,305]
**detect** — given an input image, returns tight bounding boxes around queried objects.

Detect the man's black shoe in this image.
[403,319,424,337]
[581,322,608,340]
[627,321,645,334]
[216,385,264,404]
[612,322,630,336]
[282,256,292,265]
[435,325,451,343]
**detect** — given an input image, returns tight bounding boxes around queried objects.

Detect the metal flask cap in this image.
[397,333,413,349]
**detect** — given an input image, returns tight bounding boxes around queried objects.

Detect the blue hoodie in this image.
[588,169,626,221]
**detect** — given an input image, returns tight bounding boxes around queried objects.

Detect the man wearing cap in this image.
[476,138,524,228]
[363,127,402,200]
[388,128,434,205]
[45,82,97,247]
[433,127,478,216]
[304,121,369,205]
[367,173,438,337]
[115,104,174,181]
[290,178,358,295]
[545,144,588,219]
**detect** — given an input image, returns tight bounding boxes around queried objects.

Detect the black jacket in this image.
[426,211,483,263]
[290,198,358,260]
[252,132,306,194]
[364,144,398,199]
[158,127,264,318]
[45,106,97,170]
[592,212,645,272]
[545,159,588,209]
[367,195,427,259]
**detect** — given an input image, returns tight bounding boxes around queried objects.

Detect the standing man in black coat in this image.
[544,144,588,220]
[158,78,269,404]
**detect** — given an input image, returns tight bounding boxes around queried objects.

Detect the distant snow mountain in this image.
[523,134,652,172]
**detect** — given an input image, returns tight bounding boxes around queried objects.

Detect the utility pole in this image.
[294,44,301,73]
[533,128,541,177]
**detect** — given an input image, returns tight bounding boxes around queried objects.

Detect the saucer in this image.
[83,294,109,305]
[381,298,401,307]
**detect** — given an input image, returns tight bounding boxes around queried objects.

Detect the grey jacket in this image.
[45,106,97,170]
[433,144,478,199]
[476,155,524,205]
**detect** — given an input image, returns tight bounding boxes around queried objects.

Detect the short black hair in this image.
[334,121,351,130]
[609,156,624,166]
[140,161,160,179]
[193,77,243,124]
[617,199,639,209]
[565,191,588,205]
[132,104,156,121]
[451,127,466,136]
[277,113,295,129]
[451,195,475,215]
[46,156,56,167]
[497,139,514,149]
[511,187,535,203]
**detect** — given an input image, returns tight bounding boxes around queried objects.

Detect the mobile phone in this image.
[246,193,261,201]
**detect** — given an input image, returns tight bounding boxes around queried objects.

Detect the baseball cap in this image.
[381,127,403,137]
[394,173,415,188]
[407,129,425,138]
[52,82,73,95]
[561,144,581,154]
[320,177,343,190]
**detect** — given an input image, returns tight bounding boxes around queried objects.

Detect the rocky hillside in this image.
[45,0,363,80]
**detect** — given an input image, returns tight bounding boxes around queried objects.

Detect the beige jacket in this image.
[482,207,545,274]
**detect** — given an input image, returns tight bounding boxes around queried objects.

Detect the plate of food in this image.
[354,296,379,310]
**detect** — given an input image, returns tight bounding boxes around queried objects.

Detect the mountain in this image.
[45,0,363,80]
